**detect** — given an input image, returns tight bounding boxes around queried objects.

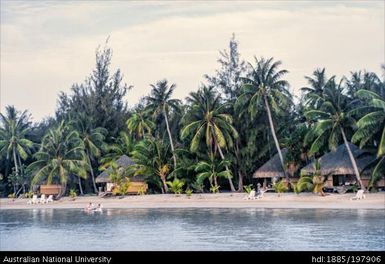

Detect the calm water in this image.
[0,208,384,251]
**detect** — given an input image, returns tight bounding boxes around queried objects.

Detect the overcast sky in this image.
[1,1,384,122]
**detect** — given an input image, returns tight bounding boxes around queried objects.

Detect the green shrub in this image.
[210,185,220,194]
[166,178,185,195]
[137,186,146,195]
[185,188,193,198]
[25,191,34,199]
[8,193,16,199]
[69,189,77,199]
[191,181,204,193]
[243,184,254,194]
[113,178,131,196]
[273,180,288,196]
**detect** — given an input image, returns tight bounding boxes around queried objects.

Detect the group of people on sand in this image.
[84,203,103,212]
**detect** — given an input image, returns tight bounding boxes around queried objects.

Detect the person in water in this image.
[84,202,94,211]
[93,204,103,212]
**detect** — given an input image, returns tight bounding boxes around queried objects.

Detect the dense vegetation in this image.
[1,36,384,196]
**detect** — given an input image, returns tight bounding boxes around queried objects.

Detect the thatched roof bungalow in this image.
[301,143,377,189]
[253,149,288,179]
[252,149,299,187]
[95,155,147,194]
[301,143,374,176]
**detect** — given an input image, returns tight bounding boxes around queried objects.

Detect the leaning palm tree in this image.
[237,57,292,182]
[181,86,238,191]
[352,88,385,187]
[0,106,34,193]
[28,122,87,197]
[145,80,180,171]
[126,110,154,140]
[71,113,107,194]
[305,82,365,190]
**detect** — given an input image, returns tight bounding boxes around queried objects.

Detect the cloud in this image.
[1,1,384,121]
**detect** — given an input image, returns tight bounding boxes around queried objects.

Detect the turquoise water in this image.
[0,208,384,251]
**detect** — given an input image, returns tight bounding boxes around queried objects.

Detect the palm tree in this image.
[301,68,335,108]
[71,113,107,194]
[129,138,172,193]
[181,86,238,191]
[304,82,365,190]
[0,106,34,193]
[352,88,385,187]
[145,80,180,171]
[238,57,292,182]
[126,110,154,140]
[28,122,87,197]
[194,153,232,192]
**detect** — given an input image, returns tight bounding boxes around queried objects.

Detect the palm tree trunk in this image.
[59,183,66,198]
[163,108,177,173]
[340,126,366,191]
[86,149,98,194]
[213,175,218,187]
[12,147,19,175]
[264,95,288,182]
[161,176,168,193]
[141,127,145,140]
[12,146,19,178]
[17,154,26,194]
[78,176,84,195]
[235,141,243,192]
[216,143,236,192]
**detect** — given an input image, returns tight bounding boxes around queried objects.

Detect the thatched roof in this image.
[253,149,289,178]
[95,155,143,183]
[301,143,375,176]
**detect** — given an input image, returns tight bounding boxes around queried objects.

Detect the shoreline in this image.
[1,192,384,210]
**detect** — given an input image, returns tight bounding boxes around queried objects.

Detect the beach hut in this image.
[39,184,63,197]
[253,149,299,188]
[300,143,379,190]
[95,155,147,195]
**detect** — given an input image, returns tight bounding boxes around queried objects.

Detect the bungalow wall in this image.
[324,175,375,189]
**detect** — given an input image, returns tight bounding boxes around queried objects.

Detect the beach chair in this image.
[256,189,266,199]
[350,190,366,200]
[244,190,256,200]
[27,195,39,205]
[46,195,54,203]
[39,194,47,204]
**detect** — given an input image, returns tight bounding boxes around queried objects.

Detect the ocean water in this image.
[0,208,384,251]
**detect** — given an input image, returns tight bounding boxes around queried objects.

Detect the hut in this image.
[39,184,63,197]
[300,143,379,189]
[95,155,147,195]
[253,149,299,188]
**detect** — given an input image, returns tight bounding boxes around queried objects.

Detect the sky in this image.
[1,0,384,122]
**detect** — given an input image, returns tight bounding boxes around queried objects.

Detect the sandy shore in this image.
[1,192,384,210]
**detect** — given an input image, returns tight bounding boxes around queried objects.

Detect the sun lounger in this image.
[39,194,47,204]
[243,190,256,200]
[99,191,112,198]
[46,195,54,203]
[350,189,366,200]
[27,195,39,205]
[256,189,266,199]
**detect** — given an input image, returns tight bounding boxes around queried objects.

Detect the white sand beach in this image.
[1,192,384,210]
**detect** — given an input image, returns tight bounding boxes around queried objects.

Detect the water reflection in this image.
[0,208,384,251]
